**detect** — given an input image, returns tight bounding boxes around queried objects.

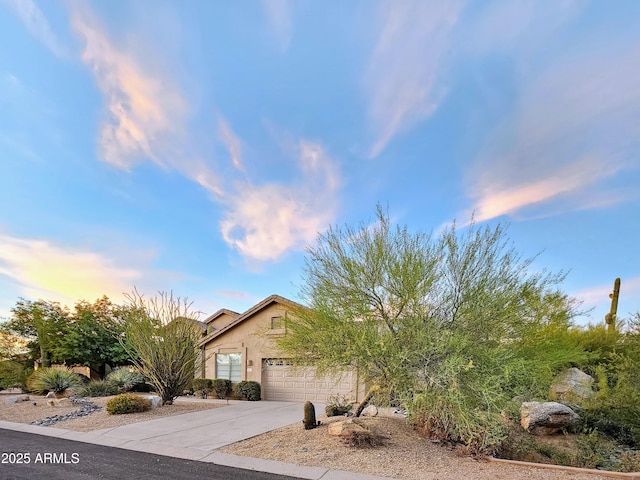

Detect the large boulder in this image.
[328,419,368,436]
[138,394,162,409]
[361,405,378,417]
[549,368,594,403]
[520,401,580,435]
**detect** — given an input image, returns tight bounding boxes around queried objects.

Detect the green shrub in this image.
[193,378,213,397]
[27,367,84,396]
[106,393,152,414]
[233,380,261,401]
[106,367,145,393]
[211,378,232,399]
[81,380,118,397]
[325,393,352,416]
[0,361,31,390]
[409,391,507,456]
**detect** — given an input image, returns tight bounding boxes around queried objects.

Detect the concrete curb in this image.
[0,420,393,480]
[487,457,640,479]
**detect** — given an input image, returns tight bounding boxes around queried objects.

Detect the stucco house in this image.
[197,294,365,403]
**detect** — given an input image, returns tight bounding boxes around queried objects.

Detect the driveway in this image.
[92,400,306,451]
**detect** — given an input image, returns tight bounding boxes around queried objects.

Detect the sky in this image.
[0,0,639,327]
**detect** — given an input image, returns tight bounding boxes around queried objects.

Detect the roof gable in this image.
[197,294,305,346]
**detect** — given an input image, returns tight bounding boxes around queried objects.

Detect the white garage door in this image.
[261,358,358,402]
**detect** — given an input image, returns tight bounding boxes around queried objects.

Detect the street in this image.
[0,429,302,480]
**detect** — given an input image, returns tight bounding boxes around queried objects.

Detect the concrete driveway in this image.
[93,400,305,451]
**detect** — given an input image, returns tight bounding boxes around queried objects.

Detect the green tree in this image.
[119,290,202,405]
[2,299,68,367]
[278,206,586,452]
[52,296,129,375]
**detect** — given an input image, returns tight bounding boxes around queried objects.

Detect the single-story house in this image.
[197,294,365,403]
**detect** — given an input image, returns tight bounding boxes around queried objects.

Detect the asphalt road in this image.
[0,429,303,480]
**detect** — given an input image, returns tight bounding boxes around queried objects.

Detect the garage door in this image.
[261,358,358,402]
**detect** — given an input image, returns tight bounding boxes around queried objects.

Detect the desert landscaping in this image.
[0,392,621,480]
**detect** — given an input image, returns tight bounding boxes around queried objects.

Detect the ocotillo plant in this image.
[605,277,621,333]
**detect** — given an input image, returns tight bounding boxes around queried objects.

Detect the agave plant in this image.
[28,368,84,397]
[106,367,145,393]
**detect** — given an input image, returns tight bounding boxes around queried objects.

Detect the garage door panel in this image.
[262,358,357,402]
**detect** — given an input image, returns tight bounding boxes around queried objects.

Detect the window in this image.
[216,353,242,382]
[270,316,284,329]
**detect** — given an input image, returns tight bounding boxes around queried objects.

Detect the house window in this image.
[270,316,284,329]
[216,353,242,382]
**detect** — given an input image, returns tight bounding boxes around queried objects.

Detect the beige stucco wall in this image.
[202,300,366,402]
[203,302,287,383]
[206,311,238,332]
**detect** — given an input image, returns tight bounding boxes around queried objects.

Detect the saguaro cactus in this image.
[605,277,621,332]
[303,401,320,430]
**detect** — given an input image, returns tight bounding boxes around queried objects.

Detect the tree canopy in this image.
[277,206,589,451]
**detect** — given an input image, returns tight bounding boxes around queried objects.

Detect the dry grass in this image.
[0,394,224,432]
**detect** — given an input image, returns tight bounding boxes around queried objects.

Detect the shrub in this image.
[27,367,84,396]
[193,378,213,398]
[233,380,261,401]
[211,379,232,399]
[325,393,352,417]
[341,429,389,448]
[106,367,145,393]
[81,380,118,397]
[0,361,31,391]
[106,393,152,414]
[409,391,507,456]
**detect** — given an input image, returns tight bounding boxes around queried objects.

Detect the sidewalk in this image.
[0,399,394,480]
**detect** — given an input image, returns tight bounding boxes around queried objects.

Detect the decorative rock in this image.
[328,419,368,436]
[47,398,71,407]
[361,405,378,417]
[45,392,56,398]
[549,368,594,403]
[138,394,162,409]
[5,395,30,405]
[30,397,101,426]
[520,401,580,435]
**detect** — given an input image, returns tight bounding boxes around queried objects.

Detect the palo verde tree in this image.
[278,205,587,453]
[119,290,203,405]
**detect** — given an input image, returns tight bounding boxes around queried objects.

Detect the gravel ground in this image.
[0,394,618,479]
[222,411,615,480]
[0,394,224,432]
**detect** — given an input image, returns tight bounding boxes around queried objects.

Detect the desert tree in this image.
[119,290,203,405]
[278,205,587,452]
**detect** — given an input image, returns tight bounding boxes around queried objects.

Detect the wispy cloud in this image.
[366,0,463,158]
[73,12,185,170]
[0,234,141,306]
[218,118,245,173]
[71,5,340,263]
[463,41,640,222]
[71,9,224,198]
[262,0,293,50]
[220,141,340,261]
[2,0,68,58]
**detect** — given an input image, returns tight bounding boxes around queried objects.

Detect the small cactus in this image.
[303,401,320,430]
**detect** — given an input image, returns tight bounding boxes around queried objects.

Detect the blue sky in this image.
[0,0,638,326]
